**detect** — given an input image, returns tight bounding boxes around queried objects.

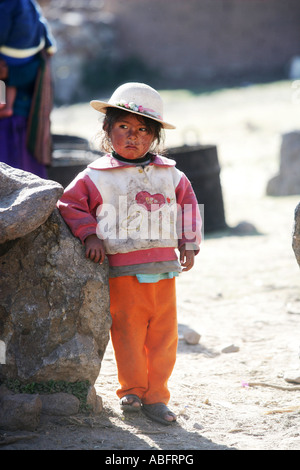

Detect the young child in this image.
[57,82,202,425]
[0,0,56,118]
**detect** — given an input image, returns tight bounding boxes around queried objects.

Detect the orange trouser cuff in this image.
[109,275,178,405]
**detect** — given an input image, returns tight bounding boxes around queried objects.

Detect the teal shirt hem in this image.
[136,272,179,283]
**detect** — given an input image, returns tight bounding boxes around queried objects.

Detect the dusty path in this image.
[2,81,300,451]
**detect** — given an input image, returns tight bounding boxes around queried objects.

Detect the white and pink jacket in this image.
[57,153,202,268]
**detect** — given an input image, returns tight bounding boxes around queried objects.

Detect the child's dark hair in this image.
[98,107,165,154]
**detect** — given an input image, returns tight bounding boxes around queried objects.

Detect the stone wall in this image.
[103,0,300,87]
[39,0,117,103]
[38,0,300,103]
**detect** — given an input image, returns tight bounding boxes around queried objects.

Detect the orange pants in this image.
[109,275,178,404]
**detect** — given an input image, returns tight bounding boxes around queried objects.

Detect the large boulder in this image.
[0,162,63,244]
[0,164,111,387]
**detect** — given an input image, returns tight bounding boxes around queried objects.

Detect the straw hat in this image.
[90,82,176,129]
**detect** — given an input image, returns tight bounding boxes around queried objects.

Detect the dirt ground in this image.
[2,81,300,452]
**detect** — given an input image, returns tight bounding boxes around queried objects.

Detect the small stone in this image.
[287,301,300,315]
[0,393,42,431]
[40,392,80,416]
[221,344,240,354]
[293,203,300,267]
[86,386,103,414]
[283,369,300,384]
[183,328,201,345]
[231,221,258,235]
[193,422,204,430]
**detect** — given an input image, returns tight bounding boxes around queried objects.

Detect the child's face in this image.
[108,113,155,160]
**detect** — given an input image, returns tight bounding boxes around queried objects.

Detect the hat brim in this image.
[90,100,176,130]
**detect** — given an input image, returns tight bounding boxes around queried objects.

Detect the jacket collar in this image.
[87,153,176,170]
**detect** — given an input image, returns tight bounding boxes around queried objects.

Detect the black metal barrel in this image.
[167,144,227,233]
[47,134,99,188]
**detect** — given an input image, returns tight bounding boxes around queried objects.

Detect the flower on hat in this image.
[115,101,162,120]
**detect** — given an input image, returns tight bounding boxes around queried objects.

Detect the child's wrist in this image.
[84,233,97,242]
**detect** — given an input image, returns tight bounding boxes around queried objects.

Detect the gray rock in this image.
[40,392,80,416]
[0,166,111,431]
[87,385,103,414]
[230,221,259,236]
[0,163,64,244]
[292,203,300,267]
[0,393,42,431]
[221,344,240,354]
[0,208,111,385]
[183,328,201,345]
[267,132,300,196]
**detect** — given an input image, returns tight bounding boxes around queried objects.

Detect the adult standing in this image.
[0,0,56,178]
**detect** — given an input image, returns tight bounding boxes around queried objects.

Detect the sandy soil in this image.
[2,81,300,451]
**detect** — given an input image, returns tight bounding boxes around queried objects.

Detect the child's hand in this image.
[84,234,106,264]
[179,245,195,272]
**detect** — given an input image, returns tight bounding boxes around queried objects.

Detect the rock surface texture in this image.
[0,164,111,429]
[0,163,63,244]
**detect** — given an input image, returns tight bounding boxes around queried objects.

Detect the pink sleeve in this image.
[175,173,202,253]
[57,173,103,243]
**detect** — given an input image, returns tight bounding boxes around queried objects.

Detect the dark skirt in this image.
[0,115,47,178]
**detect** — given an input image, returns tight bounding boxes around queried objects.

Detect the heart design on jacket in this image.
[135,191,166,211]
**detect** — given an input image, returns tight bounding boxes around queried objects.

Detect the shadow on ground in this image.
[0,405,235,450]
